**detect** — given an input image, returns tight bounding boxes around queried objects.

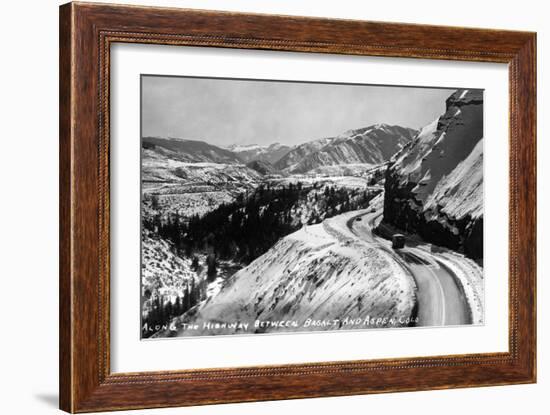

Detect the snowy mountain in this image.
[158,210,416,337]
[143,136,243,164]
[227,142,292,164]
[274,124,417,174]
[382,89,483,259]
[272,137,332,172]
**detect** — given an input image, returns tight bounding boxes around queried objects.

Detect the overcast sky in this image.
[142,75,455,147]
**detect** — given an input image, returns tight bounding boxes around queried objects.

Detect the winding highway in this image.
[347,208,471,327]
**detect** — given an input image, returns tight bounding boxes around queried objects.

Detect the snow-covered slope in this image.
[227,142,291,164]
[142,148,262,218]
[143,136,243,164]
[425,138,483,220]
[142,148,262,186]
[161,210,416,337]
[141,231,201,308]
[273,137,333,171]
[275,124,417,174]
[383,89,483,259]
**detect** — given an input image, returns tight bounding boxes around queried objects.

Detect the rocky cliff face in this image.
[274,124,417,174]
[382,89,484,259]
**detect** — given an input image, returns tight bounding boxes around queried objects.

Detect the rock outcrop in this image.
[382,89,483,260]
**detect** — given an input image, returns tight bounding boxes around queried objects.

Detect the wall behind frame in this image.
[0,0,546,414]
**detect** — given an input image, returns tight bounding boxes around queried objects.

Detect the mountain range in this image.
[142,123,417,175]
[274,124,417,173]
[226,143,292,164]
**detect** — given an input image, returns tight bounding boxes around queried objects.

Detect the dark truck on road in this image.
[392,234,405,249]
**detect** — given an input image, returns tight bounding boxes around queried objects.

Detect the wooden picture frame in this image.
[59,2,536,412]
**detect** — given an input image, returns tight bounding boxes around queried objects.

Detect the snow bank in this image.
[435,253,484,324]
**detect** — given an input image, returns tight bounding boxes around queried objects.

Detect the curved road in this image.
[347,208,471,327]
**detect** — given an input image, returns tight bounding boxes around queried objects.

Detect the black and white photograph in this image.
[140,75,484,339]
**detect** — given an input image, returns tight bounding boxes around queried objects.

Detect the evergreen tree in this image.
[206,254,218,282]
[191,256,199,271]
[151,194,160,210]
